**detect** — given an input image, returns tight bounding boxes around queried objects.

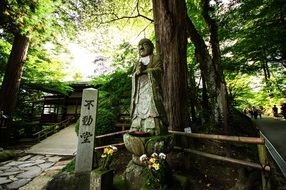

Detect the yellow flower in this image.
[103,147,109,154]
[152,163,160,170]
[103,147,114,155]
[107,149,113,155]
[149,157,156,163]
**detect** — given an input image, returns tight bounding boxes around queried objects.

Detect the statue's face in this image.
[138,41,153,57]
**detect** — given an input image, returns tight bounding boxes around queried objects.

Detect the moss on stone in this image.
[61,159,75,172]
[146,133,174,141]
[0,150,16,162]
[113,175,126,190]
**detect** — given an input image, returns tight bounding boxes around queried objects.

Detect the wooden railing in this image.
[116,114,130,131]
[33,117,74,142]
[92,129,271,190]
[168,131,270,190]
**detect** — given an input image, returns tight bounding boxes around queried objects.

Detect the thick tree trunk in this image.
[201,0,230,133]
[191,26,217,126]
[0,33,29,124]
[152,0,190,131]
[185,1,230,133]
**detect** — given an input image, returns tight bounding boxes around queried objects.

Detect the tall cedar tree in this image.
[152,0,229,133]
[0,0,67,144]
[152,0,191,132]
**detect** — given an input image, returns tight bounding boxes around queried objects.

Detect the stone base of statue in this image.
[90,168,114,190]
[123,161,146,189]
[123,132,174,190]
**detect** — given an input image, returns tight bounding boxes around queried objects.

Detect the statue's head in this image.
[138,38,154,57]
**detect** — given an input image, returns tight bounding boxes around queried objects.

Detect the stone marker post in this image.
[75,88,98,173]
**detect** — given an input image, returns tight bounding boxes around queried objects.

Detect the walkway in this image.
[0,124,78,189]
[26,124,78,156]
[255,116,286,160]
[254,116,286,177]
[0,154,69,189]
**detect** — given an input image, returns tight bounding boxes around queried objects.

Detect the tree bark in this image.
[0,33,30,120]
[189,17,216,126]
[152,0,190,131]
[188,64,197,123]
[185,1,230,133]
[201,0,230,133]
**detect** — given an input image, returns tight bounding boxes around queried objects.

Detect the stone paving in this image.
[0,125,77,189]
[0,154,68,190]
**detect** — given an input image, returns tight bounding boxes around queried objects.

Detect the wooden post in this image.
[75,88,98,173]
[257,136,271,190]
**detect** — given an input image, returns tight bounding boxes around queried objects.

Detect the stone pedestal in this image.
[124,133,173,165]
[90,168,114,190]
[123,161,145,189]
[123,132,174,190]
[45,169,114,190]
[123,160,170,190]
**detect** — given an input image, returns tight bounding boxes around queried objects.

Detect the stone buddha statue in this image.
[124,39,173,190]
[130,38,168,135]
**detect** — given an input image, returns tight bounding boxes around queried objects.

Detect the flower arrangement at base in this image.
[99,145,118,170]
[140,152,168,189]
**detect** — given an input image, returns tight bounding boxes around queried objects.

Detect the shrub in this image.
[0,150,16,162]
[61,159,75,172]
[75,107,116,136]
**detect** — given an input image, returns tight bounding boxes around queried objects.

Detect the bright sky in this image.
[54,0,233,82]
[59,25,151,81]
[67,43,95,81]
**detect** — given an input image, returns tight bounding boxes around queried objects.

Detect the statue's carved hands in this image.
[134,69,141,76]
[135,63,146,75]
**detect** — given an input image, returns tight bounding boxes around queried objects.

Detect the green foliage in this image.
[78,0,153,30]
[61,159,75,173]
[1,0,285,135]
[186,0,209,37]
[75,106,116,136]
[14,81,72,122]
[74,119,79,136]
[99,146,118,170]
[95,107,116,135]
[113,176,126,190]
[0,150,16,162]
[226,74,255,108]
[221,0,286,65]
[90,42,134,119]
[94,70,132,104]
[140,153,169,190]
[24,48,68,81]
[220,0,286,111]
[13,119,41,137]
[75,57,132,136]
[0,38,12,79]
[0,0,79,125]
[0,0,77,39]
[111,42,137,69]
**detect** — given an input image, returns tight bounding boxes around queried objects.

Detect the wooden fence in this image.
[93,130,271,190]
[169,131,270,190]
[33,117,75,142]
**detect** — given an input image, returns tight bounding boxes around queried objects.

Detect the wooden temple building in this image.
[36,83,95,124]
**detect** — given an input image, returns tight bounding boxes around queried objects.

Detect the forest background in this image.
[0,0,285,139]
